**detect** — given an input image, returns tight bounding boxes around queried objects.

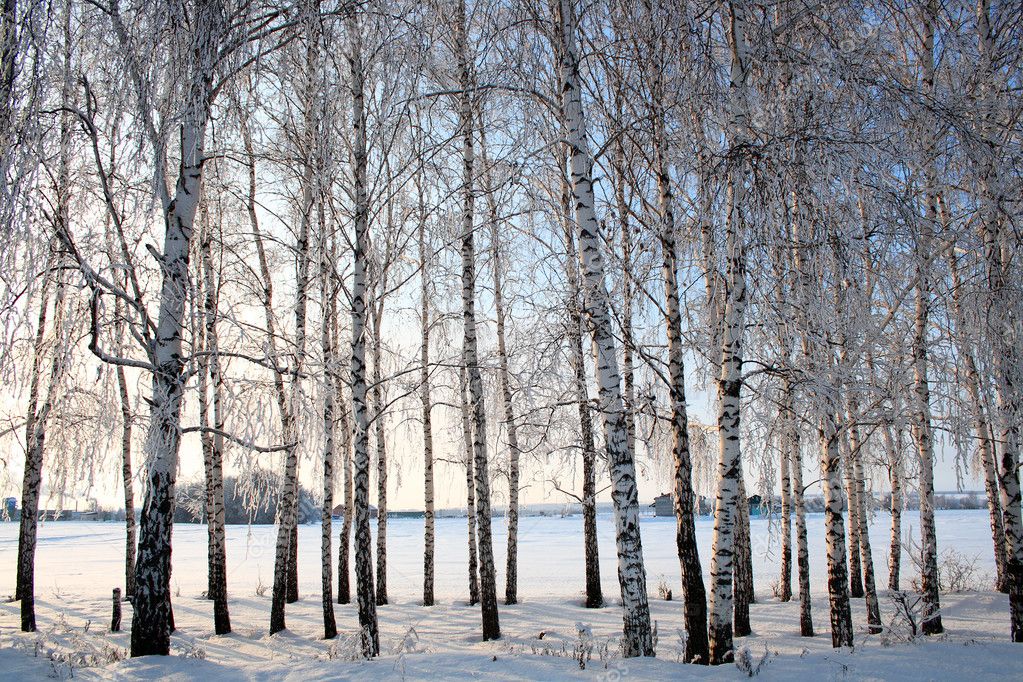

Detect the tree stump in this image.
[111,588,122,632]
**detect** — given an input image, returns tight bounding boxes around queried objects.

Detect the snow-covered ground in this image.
[1,509,1020,680]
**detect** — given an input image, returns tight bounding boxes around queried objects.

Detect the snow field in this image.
[1,509,1020,680]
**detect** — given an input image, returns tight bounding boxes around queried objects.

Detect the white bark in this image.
[345,0,379,655]
[557,0,652,657]
[319,202,337,639]
[708,177,747,664]
[131,2,225,656]
[419,185,435,608]
[913,0,942,634]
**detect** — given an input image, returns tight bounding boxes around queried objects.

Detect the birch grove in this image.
[1,0,1022,669]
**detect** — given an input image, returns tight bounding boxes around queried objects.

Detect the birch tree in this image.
[96,0,229,656]
[344,0,380,656]
[452,0,500,639]
[560,165,602,609]
[195,207,230,635]
[556,0,652,657]
[911,0,942,635]
[418,173,436,607]
[319,202,338,639]
[973,0,1023,640]
[707,0,754,663]
[637,0,708,660]
[481,138,522,607]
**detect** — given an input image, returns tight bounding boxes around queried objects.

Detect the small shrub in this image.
[657,576,672,601]
[938,549,979,593]
[597,636,620,669]
[734,643,771,677]
[324,631,366,662]
[882,591,924,645]
[673,628,688,663]
[573,623,593,670]
[179,643,207,660]
[393,625,421,680]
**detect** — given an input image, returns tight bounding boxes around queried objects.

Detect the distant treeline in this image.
[172,475,319,525]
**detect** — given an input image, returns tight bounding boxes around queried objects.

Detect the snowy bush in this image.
[734,643,771,677]
[909,546,981,594]
[323,631,366,662]
[393,625,423,680]
[938,549,980,593]
[883,591,925,644]
[597,636,620,670]
[656,576,672,601]
[179,643,207,660]
[574,623,593,670]
[672,628,688,663]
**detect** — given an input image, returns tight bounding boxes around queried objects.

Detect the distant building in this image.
[654,493,747,517]
[330,504,379,520]
[653,494,674,517]
[653,494,713,516]
[389,510,425,519]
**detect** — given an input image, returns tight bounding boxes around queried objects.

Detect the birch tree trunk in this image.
[19,11,74,628]
[453,0,500,640]
[708,177,747,664]
[708,2,758,660]
[911,310,943,635]
[785,381,813,636]
[111,261,137,601]
[131,3,224,656]
[885,422,904,591]
[557,0,652,656]
[913,0,942,635]
[117,362,136,600]
[319,203,338,640]
[17,271,64,633]
[790,197,852,649]
[986,221,1023,641]
[14,269,51,608]
[779,429,792,603]
[372,299,388,606]
[419,189,436,608]
[241,95,301,634]
[197,214,230,635]
[733,474,753,635]
[269,199,311,628]
[561,168,602,609]
[337,375,353,606]
[947,244,1008,591]
[271,0,326,625]
[104,212,137,602]
[843,446,864,599]
[484,166,521,607]
[345,0,379,655]
[976,0,1023,639]
[820,408,854,648]
[613,145,638,469]
[648,75,708,661]
[847,418,880,632]
[460,365,481,606]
